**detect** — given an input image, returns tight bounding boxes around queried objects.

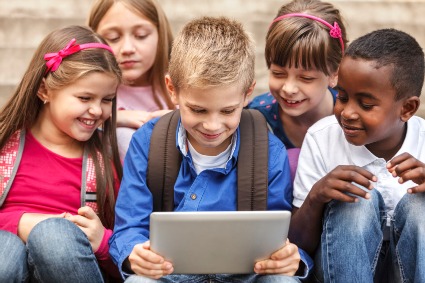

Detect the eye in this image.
[359,102,374,110]
[102,97,115,103]
[135,34,149,40]
[336,94,348,103]
[222,109,236,115]
[78,96,90,102]
[300,76,314,82]
[190,107,205,114]
[271,71,286,78]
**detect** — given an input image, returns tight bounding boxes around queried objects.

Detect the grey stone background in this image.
[1,0,425,116]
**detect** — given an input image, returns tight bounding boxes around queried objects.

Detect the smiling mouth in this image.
[282,98,306,106]
[78,118,96,126]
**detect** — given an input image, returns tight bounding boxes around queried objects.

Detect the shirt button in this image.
[190,193,197,200]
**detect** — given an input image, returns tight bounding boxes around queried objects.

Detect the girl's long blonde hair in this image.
[88,0,175,110]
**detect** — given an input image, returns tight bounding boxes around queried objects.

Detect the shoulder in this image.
[247,92,275,109]
[307,115,340,135]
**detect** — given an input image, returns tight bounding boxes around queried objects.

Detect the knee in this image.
[326,189,382,229]
[0,231,27,280]
[27,218,88,262]
[394,193,425,235]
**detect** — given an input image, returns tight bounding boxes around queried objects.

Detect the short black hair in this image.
[345,28,424,100]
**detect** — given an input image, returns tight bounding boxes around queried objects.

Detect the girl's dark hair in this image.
[266,0,348,75]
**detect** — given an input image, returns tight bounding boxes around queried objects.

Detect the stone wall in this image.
[1,0,425,116]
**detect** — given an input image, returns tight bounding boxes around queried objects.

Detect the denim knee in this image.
[27,218,103,283]
[393,192,425,237]
[325,189,384,236]
[0,230,28,283]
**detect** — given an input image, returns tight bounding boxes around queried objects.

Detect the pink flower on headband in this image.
[329,22,342,39]
[44,38,113,73]
[270,13,345,53]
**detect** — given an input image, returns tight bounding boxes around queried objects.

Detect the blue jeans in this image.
[0,230,29,283]
[1,218,104,283]
[125,274,301,283]
[312,189,425,283]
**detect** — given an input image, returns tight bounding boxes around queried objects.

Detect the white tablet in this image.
[150,210,291,274]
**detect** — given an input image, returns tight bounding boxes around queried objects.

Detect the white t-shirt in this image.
[293,115,425,224]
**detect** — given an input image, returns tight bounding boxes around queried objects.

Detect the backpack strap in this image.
[147,109,268,212]
[0,130,25,207]
[237,109,268,211]
[147,110,182,211]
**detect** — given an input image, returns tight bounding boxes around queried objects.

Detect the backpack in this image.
[147,109,269,212]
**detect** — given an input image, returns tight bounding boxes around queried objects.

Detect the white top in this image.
[178,122,236,174]
[293,115,425,224]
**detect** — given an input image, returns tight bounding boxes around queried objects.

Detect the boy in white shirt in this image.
[290,28,425,282]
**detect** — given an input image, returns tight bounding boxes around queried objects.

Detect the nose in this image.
[88,103,102,117]
[340,103,359,121]
[281,78,298,95]
[120,35,136,55]
[202,116,221,132]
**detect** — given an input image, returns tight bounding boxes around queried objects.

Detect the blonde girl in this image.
[88,0,175,161]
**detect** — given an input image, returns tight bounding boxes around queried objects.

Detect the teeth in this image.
[286,99,302,104]
[80,119,95,126]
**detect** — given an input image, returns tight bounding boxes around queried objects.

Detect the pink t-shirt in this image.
[116,84,167,111]
[0,131,113,262]
[116,84,169,162]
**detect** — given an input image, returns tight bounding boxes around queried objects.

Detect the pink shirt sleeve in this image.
[95,228,122,281]
[0,211,25,234]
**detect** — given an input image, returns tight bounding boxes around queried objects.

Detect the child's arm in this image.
[117,109,172,129]
[254,239,300,276]
[290,165,376,255]
[125,241,173,279]
[387,152,425,193]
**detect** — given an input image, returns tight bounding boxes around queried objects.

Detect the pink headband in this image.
[44,38,114,73]
[270,13,344,53]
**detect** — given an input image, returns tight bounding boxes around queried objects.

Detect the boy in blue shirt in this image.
[290,28,425,282]
[110,16,311,282]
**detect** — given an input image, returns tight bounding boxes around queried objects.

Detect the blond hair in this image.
[88,0,175,109]
[0,25,122,228]
[266,0,348,75]
[169,16,255,93]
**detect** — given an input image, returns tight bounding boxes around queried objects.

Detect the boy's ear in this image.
[37,78,49,103]
[328,71,338,88]
[243,81,256,107]
[165,75,179,106]
[400,96,420,122]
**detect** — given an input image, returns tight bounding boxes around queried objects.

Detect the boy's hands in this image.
[254,239,300,276]
[310,165,377,204]
[387,152,425,193]
[65,206,104,252]
[128,241,173,279]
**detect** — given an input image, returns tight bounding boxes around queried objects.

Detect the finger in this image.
[387,152,413,170]
[398,167,425,184]
[78,206,97,219]
[254,258,298,275]
[66,214,90,227]
[323,179,371,202]
[336,166,376,188]
[408,183,425,194]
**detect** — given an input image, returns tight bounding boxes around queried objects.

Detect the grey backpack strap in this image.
[147,110,182,212]
[237,109,269,211]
